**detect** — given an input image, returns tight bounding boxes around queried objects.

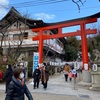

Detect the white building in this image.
[0,7,67,65]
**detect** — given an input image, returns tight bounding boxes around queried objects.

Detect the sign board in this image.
[33,52,39,72]
[24,61,28,68]
[92,64,97,71]
[84,63,88,70]
[72,69,76,74]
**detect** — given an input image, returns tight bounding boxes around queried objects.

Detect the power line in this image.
[10,0,67,5]
[19,5,100,15]
[0,1,100,15]
[6,0,100,12]
[8,0,69,8]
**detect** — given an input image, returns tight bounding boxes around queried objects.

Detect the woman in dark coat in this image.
[33,66,41,89]
[4,64,13,93]
[5,68,33,100]
[41,66,49,89]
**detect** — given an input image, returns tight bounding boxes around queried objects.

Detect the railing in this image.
[49,61,82,68]
[44,39,63,54]
[0,35,64,54]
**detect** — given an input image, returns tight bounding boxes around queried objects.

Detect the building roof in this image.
[0,7,100,43]
[48,12,100,26]
[0,7,67,43]
[45,12,100,43]
[0,7,49,30]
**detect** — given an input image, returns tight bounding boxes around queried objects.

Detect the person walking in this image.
[41,64,49,89]
[19,64,26,77]
[68,71,73,82]
[19,64,26,81]
[63,63,70,81]
[33,65,41,89]
[5,67,33,100]
[13,63,17,70]
[3,64,13,93]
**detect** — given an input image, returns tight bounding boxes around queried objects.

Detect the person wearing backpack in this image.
[63,63,70,81]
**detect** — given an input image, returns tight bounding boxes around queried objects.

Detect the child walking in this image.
[68,71,73,82]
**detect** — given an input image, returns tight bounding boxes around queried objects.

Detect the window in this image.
[13,32,28,40]
[3,35,8,40]
[13,34,20,39]
[0,35,9,41]
[23,32,28,39]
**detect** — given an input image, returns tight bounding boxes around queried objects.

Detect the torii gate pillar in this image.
[81,23,91,83]
[38,30,43,65]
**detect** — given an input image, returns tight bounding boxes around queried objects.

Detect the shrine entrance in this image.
[32,13,99,83]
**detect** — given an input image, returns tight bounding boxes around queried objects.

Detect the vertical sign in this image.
[84,63,88,70]
[33,52,39,72]
[92,64,97,71]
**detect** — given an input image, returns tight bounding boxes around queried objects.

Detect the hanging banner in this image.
[33,52,39,72]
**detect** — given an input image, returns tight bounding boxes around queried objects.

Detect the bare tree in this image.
[0,13,28,63]
[72,0,86,11]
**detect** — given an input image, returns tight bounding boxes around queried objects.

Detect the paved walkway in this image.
[0,73,100,100]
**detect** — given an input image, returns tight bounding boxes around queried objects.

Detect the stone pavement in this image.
[0,73,100,100]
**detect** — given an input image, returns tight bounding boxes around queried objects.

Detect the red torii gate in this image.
[32,17,97,70]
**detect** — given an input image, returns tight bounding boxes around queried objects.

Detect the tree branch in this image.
[72,0,86,12]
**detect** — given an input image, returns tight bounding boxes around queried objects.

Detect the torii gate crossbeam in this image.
[32,17,97,70]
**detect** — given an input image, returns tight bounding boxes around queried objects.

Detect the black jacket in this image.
[5,76,33,100]
[4,67,13,82]
[33,69,41,79]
